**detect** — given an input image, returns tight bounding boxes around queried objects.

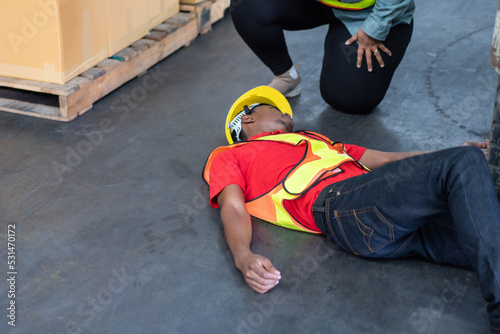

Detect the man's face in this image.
[248,104,294,133]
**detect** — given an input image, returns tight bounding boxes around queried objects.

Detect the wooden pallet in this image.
[0,13,198,122]
[180,0,230,34]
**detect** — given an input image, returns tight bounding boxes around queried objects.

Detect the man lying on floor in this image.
[202,86,500,333]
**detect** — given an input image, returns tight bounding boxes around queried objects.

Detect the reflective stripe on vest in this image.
[319,0,376,10]
[248,132,357,233]
[203,131,367,233]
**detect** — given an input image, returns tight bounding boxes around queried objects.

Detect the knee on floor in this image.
[320,88,383,114]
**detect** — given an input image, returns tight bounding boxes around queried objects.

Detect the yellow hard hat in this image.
[225,86,293,144]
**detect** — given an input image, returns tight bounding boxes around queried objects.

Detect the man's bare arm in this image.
[358,149,427,170]
[358,140,489,170]
[217,184,281,293]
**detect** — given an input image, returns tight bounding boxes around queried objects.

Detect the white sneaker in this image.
[268,64,301,97]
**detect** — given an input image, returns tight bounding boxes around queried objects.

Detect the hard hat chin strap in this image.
[229,110,245,142]
[228,103,263,142]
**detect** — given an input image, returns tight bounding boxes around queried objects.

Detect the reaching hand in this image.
[237,253,281,294]
[345,29,392,72]
[461,139,490,159]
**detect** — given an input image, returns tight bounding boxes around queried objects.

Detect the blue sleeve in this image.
[360,0,415,41]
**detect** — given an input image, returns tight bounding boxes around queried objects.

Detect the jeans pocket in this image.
[326,206,395,257]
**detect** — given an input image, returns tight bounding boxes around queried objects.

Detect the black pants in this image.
[230,0,413,114]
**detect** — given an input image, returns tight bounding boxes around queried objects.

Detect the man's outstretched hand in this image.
[462,139,490,159]
[218,184,281,294]
[237,252,281,294]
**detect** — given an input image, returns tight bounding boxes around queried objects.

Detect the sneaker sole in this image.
[283,82,301,98]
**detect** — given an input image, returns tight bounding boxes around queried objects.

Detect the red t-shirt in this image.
[208,131,368,233]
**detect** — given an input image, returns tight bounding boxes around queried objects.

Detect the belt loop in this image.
[312,185,331,235]
[311,206,325,213]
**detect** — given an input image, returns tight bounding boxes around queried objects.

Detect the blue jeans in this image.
[314,146,500,332]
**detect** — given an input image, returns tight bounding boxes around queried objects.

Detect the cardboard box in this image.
[106,0,179,56]
[180,0,205,4]
[0,0,179,84]
[0,0,109,84]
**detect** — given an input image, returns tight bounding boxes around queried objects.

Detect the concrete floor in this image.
[1,0,499,333]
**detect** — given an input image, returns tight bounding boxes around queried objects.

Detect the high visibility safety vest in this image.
[319,0,376,10]
[203,131,369,234]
